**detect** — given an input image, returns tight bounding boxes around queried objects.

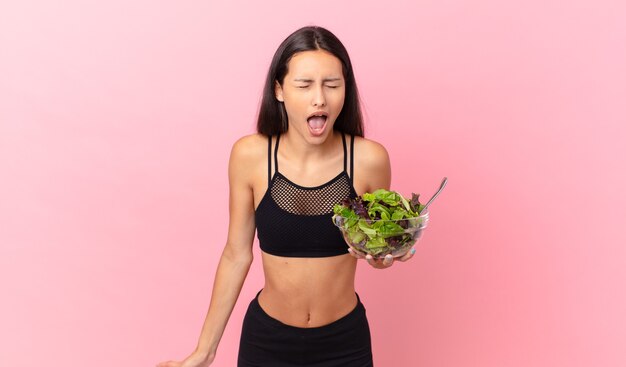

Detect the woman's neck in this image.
[280,129,341,164]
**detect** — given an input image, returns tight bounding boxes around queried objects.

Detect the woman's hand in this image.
[347,247,416,269]
[156,350,215,367]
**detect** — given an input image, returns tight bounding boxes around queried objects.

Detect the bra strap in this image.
[274,134,280,175]
[350,134,355,185]
[267,135,272,186]
[341,133,347,172]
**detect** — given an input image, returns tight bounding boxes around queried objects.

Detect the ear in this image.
[274,80,284,102]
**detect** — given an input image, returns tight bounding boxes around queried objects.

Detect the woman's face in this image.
[275,49,345,143]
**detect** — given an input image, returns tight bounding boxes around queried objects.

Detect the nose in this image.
[312,85,326,107]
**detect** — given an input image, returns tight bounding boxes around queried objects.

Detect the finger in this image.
[347,248,357,258]
[382,254,394,267]
[366,254,388,269]
[348,248,363,259]
[398,248,416,262]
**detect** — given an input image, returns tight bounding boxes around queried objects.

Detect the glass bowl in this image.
[332,210,429,258]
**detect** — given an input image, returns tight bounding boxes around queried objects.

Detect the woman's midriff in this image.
[258,251,359,328]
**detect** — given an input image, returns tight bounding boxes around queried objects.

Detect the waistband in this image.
[249,288,366,335]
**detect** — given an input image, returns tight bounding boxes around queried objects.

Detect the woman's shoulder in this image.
[353,135,390,165]
[228,133,269,187]
[351,135,391,191]
[230,133,269,163]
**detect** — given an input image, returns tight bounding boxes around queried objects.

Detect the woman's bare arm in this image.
[157,136,261,367]
[191,136,259,359]
[346,138,418,268]
[358,138,391,193]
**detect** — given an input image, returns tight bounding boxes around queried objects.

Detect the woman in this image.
[157,25,417,367]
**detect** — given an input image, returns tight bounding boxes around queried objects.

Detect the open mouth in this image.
[307,113,328,136]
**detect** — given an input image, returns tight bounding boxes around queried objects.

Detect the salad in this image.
[332,189,428,257]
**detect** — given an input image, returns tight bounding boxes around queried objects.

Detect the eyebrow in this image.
[293,78,342,82]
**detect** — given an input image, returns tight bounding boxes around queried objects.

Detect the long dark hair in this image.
[256,26,365,137]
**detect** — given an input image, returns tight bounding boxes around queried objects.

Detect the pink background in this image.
[1,1,625,366]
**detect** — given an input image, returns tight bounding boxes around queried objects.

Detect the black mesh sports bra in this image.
[255,132,358,257]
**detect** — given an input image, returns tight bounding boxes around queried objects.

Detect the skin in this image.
[272,49,416,268]
[156,49,416,367]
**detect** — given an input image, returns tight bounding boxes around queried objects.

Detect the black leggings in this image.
[237,289,374,366]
